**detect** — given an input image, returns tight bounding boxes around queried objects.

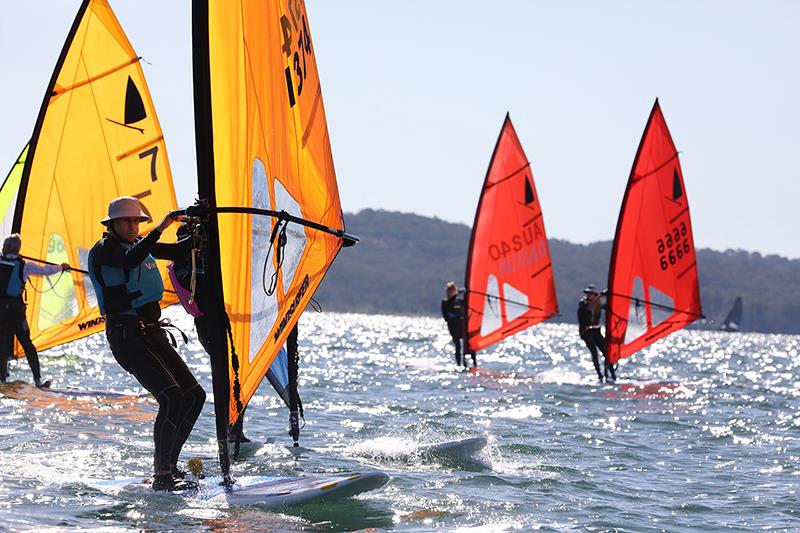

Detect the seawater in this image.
[1,310,798,532]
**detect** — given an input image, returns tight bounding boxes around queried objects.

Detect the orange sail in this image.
[193,0,353,425]
[9,0,178,356]
[605,100,703,364]
[465,114,558,353]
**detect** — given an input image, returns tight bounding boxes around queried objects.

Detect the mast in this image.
[191,0,233,481]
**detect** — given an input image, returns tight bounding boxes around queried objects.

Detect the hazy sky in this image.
[1,1,798,258]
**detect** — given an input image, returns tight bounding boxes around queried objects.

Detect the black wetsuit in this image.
[577,295,615,381]
[442,292,476,367]
[89,230,205,476]
[0,255,46,385]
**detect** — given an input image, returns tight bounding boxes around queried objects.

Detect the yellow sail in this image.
[1,144,27,239]
[13,0,178,355]
[194,0,348,423]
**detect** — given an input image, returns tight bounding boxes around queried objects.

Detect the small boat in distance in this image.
[719,296,743,332]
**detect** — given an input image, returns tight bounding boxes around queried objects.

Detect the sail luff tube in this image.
[464,114,558,353]
[605,99,703,364]
[7,0,178,356]
[192,0,233,480]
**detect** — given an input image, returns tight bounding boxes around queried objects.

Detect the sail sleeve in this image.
[605,100,703,363]
[195,0,346,423]
[464,114,558,353]
[265,347,291,409]
[12,0,178,355]
[1,144,28,239]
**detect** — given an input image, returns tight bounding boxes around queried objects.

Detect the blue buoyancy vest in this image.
[88,240,164,316]
[0,255,25,298]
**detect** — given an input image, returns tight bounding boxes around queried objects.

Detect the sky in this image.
[1,1,798,258]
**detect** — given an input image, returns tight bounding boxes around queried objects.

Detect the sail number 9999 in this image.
[656,222,690,271]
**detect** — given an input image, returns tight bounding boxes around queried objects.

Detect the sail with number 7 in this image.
[3,0,178,357]
[464,114,558,354]
[605,99,703,364]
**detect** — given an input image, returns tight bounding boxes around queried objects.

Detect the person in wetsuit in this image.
[88,197,205,491]
[577,284,615,382]
[0,234,69,387]
[441,281,476,368]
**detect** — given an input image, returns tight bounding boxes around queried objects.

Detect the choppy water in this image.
[1,310,799,532]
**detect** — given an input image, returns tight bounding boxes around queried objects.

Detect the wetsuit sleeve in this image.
[441,300,447,321]
[97,230,163,269]
[151,237,193,261]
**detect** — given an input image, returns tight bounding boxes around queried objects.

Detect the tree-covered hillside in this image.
[315,209,800,334]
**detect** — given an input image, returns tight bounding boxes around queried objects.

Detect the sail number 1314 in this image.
[656,221,691,271]
[280,7,312,109]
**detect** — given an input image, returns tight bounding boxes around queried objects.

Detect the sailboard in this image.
[719,297,742,332]
[464,114,558,353]
[4,0,178,358]
[418,437,488,462]
[191,0,357,453]
[605,99,703,364]
[94,471,390,507]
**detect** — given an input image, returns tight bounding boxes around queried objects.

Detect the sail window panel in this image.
[273,178,306,290]
[624,277,647,345]
[77,247,98,310]
[37,234,78,330]
[503,282,529,322]
[649,285,674,327]
[249,158,279,363]
[480,275,503,336]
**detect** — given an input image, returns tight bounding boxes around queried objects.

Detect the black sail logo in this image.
[672,168,683,201]
[524,175,535,205]
[124,76,146,124]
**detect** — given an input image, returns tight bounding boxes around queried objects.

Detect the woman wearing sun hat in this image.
[88,196,205,491]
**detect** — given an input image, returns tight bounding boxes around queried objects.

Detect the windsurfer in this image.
[577,285,616,383]
[0,234,68,388]
[442,282,476,368]
[88,197,205,491]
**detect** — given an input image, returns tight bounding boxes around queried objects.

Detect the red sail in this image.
[606,100,703,363]
[465,114,558,353]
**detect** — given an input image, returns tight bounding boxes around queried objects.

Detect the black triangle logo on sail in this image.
[524,175,535,205]
[124,76,147,124]
[672,169,683,201]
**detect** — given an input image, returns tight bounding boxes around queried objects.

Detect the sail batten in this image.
[464,115,558,353]
[605,100,702,363]
[6,0,178,357]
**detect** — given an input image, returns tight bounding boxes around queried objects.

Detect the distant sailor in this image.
[88,197,205,491]
[0,234,69,388]
[441,281,476,368]
[577,284,615,382]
